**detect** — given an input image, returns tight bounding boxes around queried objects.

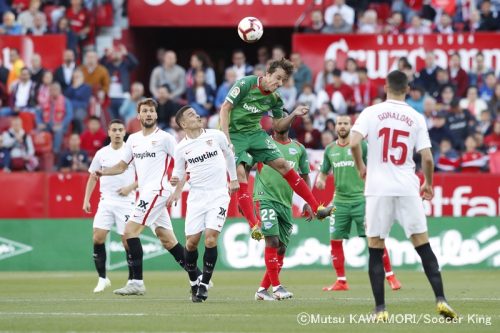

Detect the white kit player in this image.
[95,98,193,296]
[350,70,457,320]
[167,106,239,302]
[83,119,137,293]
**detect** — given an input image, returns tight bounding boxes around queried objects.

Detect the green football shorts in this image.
[230,130,283,166]
[257,200,293,247]
[329,201,366,240]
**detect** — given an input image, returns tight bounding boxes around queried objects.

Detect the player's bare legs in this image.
[410,232,457,318]
[256,237,290,301]
[236,163,263,240]
[266,157,333,219]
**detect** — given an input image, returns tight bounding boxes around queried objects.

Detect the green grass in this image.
[0,270,498,332]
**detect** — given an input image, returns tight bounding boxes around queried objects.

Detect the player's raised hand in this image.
[228,180,240,194]
[169,176,180,187]
[292,105,310,117]
[83,201,91,213]
[302,204,313,222]
[420,183,434,201]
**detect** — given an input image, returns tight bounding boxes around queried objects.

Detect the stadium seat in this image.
[32,131,53,154]
[488,151,500,174]
[18,111,36,133]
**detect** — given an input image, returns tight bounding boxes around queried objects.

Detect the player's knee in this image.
[204,235,218,248]
[277,244,287,256]
[185,239,198,251]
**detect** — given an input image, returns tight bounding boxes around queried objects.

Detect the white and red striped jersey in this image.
[352,99,431,196]
[122,127,176,196]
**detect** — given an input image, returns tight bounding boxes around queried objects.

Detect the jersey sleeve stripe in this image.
[142,194,159,225]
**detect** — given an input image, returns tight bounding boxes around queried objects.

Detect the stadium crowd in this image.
[0,0,499,173]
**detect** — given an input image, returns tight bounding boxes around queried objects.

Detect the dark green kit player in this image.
[219,58,333,241]
[253,126,313,301]
[316,115,401,292]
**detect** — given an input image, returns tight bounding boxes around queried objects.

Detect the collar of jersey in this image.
[184,128,205,140]
[336,140,349,147]
[385,99,408,106]
[272,136,292,145]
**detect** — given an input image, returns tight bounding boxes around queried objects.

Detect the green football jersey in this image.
[226,75,284,133]
[320,140,367,203]
[253,138,309,206]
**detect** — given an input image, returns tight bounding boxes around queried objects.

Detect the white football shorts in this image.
[365,196,428,239]
[93,199,135,235]
[185,189,230,236]
[129,191,173,231]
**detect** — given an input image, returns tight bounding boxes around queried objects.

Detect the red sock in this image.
[331,240,345,278]
[237,183,259,228]
[383,247,393,274]
[264,247,280,287]
[261,254,285,289]
[282,169,319,212]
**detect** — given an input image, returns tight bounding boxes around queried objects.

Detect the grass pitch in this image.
[0,270,498,333]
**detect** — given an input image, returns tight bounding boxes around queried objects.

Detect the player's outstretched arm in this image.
[96,160,128,177]
[350,131,366,179]
[273,105,309,133]
[83,174,98,213]
[219,101,233,144]
[419,148,435,201]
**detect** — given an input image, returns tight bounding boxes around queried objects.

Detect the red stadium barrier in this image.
[0,172,498,218]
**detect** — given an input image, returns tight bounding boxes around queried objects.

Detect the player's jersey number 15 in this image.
[378,127,410,165]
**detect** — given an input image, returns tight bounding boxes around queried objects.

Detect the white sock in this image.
[385,271,394,277]
[337,277,346,281]
[132,279,144,286]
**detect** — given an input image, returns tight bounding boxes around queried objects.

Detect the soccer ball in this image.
[237,17,264,43]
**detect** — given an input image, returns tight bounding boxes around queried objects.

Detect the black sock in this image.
[93,243,106,278]
[415,243,445,300]
[169,242,186,269]
[125,250,133,280]
[202,246,218,285]
[368,247,385,309]
[126,238,143,280]
[185,248,199,282]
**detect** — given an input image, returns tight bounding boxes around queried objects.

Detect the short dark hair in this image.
[267,58,294,77]
[175,105,192,128]
[332,68,342,77]
[386,70,408,95]
[136,98,158,113]
[109,119,125,127]
[88,115,100,122]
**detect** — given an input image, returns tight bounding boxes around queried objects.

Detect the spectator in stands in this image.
[66,0,91,49]
[479,0,500,31]
[256,46,269,67]
[297,84,317,114]
[460,85,488,120]
[318,68,354,115]
[314,59,335,93]
[353,66,377,112]
[0,57,8,87]
[186,70,215,118]
[469,52,492,88]
[479,72,497,102]
[290,52,312,92]
[215,68,237,110]
[80,115,106,159]
[358,9,381,34]
[0,134,11,172]
[10,67,37,113]
[186,51,216,91]
[36,71,53,107]
[468,10,482,32]
[64,69,92,133]
[58,132,88,172]
[447,98,476,151]
[26,12,47,35]
[278,77,297,112]
[324,0,355,28]
[488,82,500,114]
[429,110,454,149]
[401,62,416,85]
[434,13,454,34]
[119,81,144,125]
[391,0,420,22]
[416,51,441,96]
[435,138,460,173]
[341,57,358,86]
[54,49,77,92]
[406,15,431,34]
[297,115,321,149]
[30,53,45,85]
[100,44,138,120]
[156,84,181,130]
[1,116,38,171]
[406,84,425,114]
[0,11,22,35]
[477,109,494,136]
[149,50,186,101]
[36,82,73,154]
[321,130,334,149]
[81,50,110,108]
[313,102,336,132]
[437,84,456,111]
[474,132,488,153]
[434,68,452,99]
[448,52,469,98]
[17,0,46,34]
[383,11,405,34]
[303,9,325,33]
[53,17,78,55]
[322,13,352,33]
[228,49,253,80]
[423,96,437,129]
[460,135,489,172]
[7,48,25,89]
[271,45,286,61]
[0,78,8,113]
[484,121,500,152]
